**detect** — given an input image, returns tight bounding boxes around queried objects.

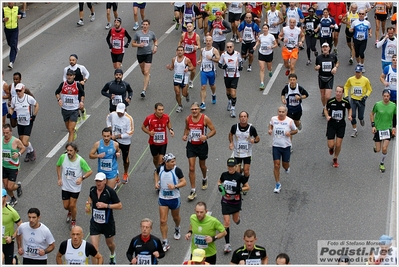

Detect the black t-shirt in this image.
[126,234,165,265]
[89,185,120,224]
[326,97,351,121]
[58,239,98,258]
[230,123,258,137]
[231,245,267,264]
[303,15,320,35]
[315,53,338,77]
[219,171,247,203]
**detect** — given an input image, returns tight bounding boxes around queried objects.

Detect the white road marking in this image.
[263,63,283,95]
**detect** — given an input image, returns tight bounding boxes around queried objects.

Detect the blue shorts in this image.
[158,197,180,210]
[133,2,146,9]
[200,71,216,86]
[272,146,291,162]
[2,102,8,116]
[11,110,16,119]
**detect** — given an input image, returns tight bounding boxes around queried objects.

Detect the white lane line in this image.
[2,5,78,59]
[46,115,91,158]
[263,63,283,95]
[388,140,397,237]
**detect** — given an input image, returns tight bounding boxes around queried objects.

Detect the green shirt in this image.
[372,100,396,131]
[190,214,225,257]
[2,136,20,170]
[2,204,21,244]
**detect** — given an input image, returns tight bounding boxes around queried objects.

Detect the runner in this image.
[349,9,372,72]
[318,8,338,52]
[327,2,347,54]
[370,89,396,173]
[132,19,158,98]
[77,2,95,26]
[265,2,284,47]
[268,106,298,193]
[197,2,209,41]
[209,11,232,55]
[182,102,216,201]
[106,103,134,184]
[373,3,392,44]
[154,153,186,252]
[218,158,249,254]
[141,102,174,169]
[254,23,277,89]
[218,42,243,118]
[181,2,201,32]
[184,202,227,265]
[2,188,22,265]
[343,65,373,138]
[126,218,165,265]
[89,128,121,190]
[105,2,118,30]
[230,229,268,264]
[198,35,220,110]
[227,2,243,43]
[179,22,201,89]
[7,72,22,128]
[3,3,23,69]
[380,54,397,104]
[56,142,93,229]
[341,3,358,65]
[303,7,320,66]
[284,2,304,27]
[367,235,398,264]
[166,46,194,113]
[132,2,146,31]
[101,68,133,113]
[63,54,90,123]
[16,208,55,264]
[173,2,185,31]
[228,111,260,193]
[183,248,209,265]
[2,123,25,207]
[8,83,39,162]
[86,172,122,264]
[237,12,260,72]
[55,69,85,143]
[106,17,132,69]
[376,27,397,71]
[56,225,103,264]
[324,86,352,168]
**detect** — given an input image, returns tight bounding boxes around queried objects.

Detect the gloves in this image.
[124,43,129,48]
[238,66,243,71]
[109,44,113,49]
[218,63,227,69]
[6,113,11,118]
[361,96,368,102]
[31,115,36,122]
[218,184,226,196]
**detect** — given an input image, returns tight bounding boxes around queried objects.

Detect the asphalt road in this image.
[2,2,397,265]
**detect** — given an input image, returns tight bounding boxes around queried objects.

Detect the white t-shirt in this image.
[258,33,275,55]
[17,222,55,260]
[269,115,297,148]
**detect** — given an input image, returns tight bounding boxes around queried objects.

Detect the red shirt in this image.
[182,32,198,55]
[142,113,170,145]
[327,2,347,25]
[110,27,126,54]
[187,114,205,145]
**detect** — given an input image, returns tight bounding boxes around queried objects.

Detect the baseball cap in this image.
[355,65,363,72]
[215,11,222,16]
[321,42,329,47]
[308,7,315,12]
[94,172,106,181]
[114,68,123,75]
[163,153,176,162]
[15,83,24,90]
[116,103,126,113]
[66,69,75,75]
[379,235,393,245]
[192,248,206,262]
[2,188,7,197]
[115,17,122,23]
[246,5,253,10]
[227,157,237,167]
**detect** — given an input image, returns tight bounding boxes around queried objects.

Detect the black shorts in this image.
[137,53,153,64]
[61,109,79,122]
[106,2,118,10]
[200,11,208,19]
[318,76,334,89]
[118,143,131,163]
[373,129,392,142]
[133,2,146,9]
[62,190,80,200]
[345,28,354,42]
[111,53,124,63]
[90,219,116,238]
[186,141,208,160]
[333,24,341,32]
[150,144,167,157]
[174,5,184,12]
[212,40,226,52]
[375,13,388,21]
[272,146,291,162]
[287,110,302,121]
[23,258,47,265]
[17,122,33,136]
[224,77,239,89]
[3,243,14,264]
[2,167,18,182]
[258,52,273,62]
[241,41,256,55]
[221,200,241,215]
[228,12,241,23]
[235,156,251,165]
[326,120,346,139]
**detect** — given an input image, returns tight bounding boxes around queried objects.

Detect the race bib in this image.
[184,14,193,23]
[100,159,112,171]
[224,180,237,193]
[353,86,362,96]
[237,141,249,151]
[173,73,184,83]
[288,38,296,46]
[194,234,208,248]
[153,132,165,143]
[17,113,30,126]
[25,245,39,256]
[379,130,390,140]
[65,167,77,180]
[202,63,213,72]
[2,225,5,237]
[162,189,174,197]
[321,61,332,72]
[190,129,202,141]
[288,96,300,106]
[93,209,106,224]
[331,110,343,120]
[2,149,11,161]
[387,48,395,55]
[321,27,329,36]
[227,67,236,76]
[112,95,123,106]
[137,254,151,265]
[246,259,262,265]
[184,44,194,53]
[140,37,150,47]
[63,96,74,106]
[306,22,314,30]
[113,125,122,136]
[275,127,285,138]
[356,32,365,41]
[112,39,121,49]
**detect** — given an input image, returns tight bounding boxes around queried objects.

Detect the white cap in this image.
[116,103,126,113]
[15,83,25,90]
[321,42,329,47]
[94,172,106,181]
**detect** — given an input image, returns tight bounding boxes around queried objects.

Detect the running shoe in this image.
[89,13,95,22]
[186,93,190,102]
[285,69,290,76]
[175,22,180,30]
[235,36,240,43]
[8,197,17,207]
[109,255,116,265]
[333,48,338,55]
[322,109,325,117]
[8,62,13,69]
[77,115,82,124]
[247,65,252,72]
[29,150,36,161]
[200,102,206,110]
[17,182,22,197]
[188,81,193,89]
[105,23,111,29]
[230,35,235,42]
[227,100,232,111]
[66,211,72,223]
[350,129,358,138]
[202,179,208,190]
[211,94,216,104]
[273,183,281,193]
[360,119,365,126]
[379,163,385,173]
[174,227,181,240]
[70,220,76,230]
[82,108,87,120]
[133,23,139,31]
[259,82,265,90]
[306,59,311,66]
[329,147,334,155]
[21,12,26,18]
[122,173,128,184]
[74,127,77,140]
[77,19,84,26]
[297,123,302,130]
[269,71,273,77]
[224,244,232,253]
[349,57,353,65]
[187,191,197,201]
[141,90,146,98]
[333,158,339,168]
[24,152,30,162]
[230,108,236,118]
[373,146,377,153]
[176,105,183,113]
[162,241,170,252]
[285,167,290,174]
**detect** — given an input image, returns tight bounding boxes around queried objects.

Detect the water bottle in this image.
[219,184,226,196]
[86,201,91,214]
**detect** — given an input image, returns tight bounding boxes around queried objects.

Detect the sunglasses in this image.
[191,108,199,110]
[15,89,22,92]
[227,46,233,48]
[358,13,365,15]
[67,74,74,76]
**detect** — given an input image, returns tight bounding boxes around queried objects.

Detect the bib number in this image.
[153,132,165,143]
[100,159,112,171]
[379,130,390,140]
[194,234,208,248]
[137,254,151,265]
[331,110,343,120]
[190,129,202,142]
[174,73,184,83]
[93,209,106,224]
[112,39,121,49]
[112,95,123,106]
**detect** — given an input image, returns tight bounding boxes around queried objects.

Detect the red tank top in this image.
[110,27,126,54]
[183,32,198,55]
[188,113,205,145]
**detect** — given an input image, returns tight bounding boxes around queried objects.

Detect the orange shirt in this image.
[375,2,387,15]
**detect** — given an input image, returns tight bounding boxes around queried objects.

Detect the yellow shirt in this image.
[344,76,373,100]
[205,2,227,21]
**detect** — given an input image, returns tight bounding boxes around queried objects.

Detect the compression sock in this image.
[225,227,230,244]
[381,153,387,163]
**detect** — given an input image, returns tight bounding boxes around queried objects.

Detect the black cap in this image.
[66,69,75,75]
[114,68,123,75]
[115,17,122,23]
[227,158,237,167]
